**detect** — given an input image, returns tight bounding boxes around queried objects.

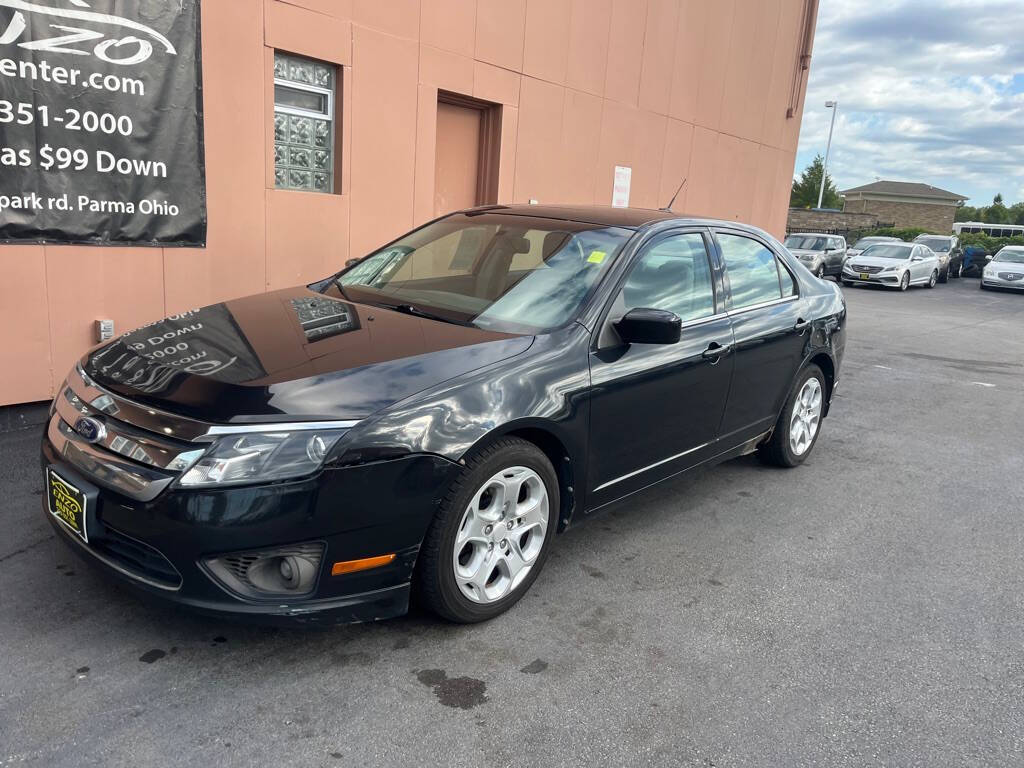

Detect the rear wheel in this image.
[927,270,938,288]
[758,365,826,468]
[415,437,558,623]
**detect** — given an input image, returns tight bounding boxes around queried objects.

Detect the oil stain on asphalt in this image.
[415,669,488,709]
[139,649,166,664]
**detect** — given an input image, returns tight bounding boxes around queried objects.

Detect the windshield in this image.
[917,237,950,252]
[784,236,827,250]
[994,249,1024,264]
[852,238,891,249]
[861,244,912,260]
[335,213,633,333]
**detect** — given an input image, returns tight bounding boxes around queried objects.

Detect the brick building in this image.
[840,181,967,232]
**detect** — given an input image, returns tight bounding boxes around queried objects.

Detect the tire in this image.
[415,437,558,623]
[815,264,825,279]
[938,266,948,284]
[899,272,910,291]
[758,364,826,468]
[927,270,938,288]
[979,281,987,290]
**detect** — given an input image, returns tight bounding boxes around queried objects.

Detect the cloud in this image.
[795,0,1024,206]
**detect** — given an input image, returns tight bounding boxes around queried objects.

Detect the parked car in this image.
[913,234,962,280]
[841,242,942,290]
[782,233,847,279]
[845,235,902,260]
[42,205,846,625]
[980,245,1024,291]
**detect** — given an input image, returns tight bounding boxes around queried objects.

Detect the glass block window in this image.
[274,52,336,193]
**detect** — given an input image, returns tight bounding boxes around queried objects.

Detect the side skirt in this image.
[578,430,771,519]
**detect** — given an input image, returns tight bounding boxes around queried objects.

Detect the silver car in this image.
[783,233,847,279]
[845,235,901,260]
[981,246,1024,291]
[841,242,942,290]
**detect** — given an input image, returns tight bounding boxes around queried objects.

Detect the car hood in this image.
[989,261,1024,274]
[82,286,534,423]
[846,254,912,268]
[789,249,824,260]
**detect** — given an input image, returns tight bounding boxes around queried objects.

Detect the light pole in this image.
[816,100,838,209]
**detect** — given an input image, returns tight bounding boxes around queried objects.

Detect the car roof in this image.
[915,233,952,240]
[460,203,746,231]
[787,232,835,237]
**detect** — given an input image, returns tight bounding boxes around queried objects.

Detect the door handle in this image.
[794,317,811,332]
[701,342,731,363]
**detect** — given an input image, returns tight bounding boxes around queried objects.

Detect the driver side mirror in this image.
[911,255,924,262]
[614,308,682,345]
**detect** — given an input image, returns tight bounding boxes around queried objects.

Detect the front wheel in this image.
[815,263,825,279]
[758,364,826,467]
[415,437,558,623]
[899,272,910,291]
[927,270,938,288]
[938,266,948,283]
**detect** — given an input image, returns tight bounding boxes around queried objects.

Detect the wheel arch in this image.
[462,420,579,533]
[806,351,835,416]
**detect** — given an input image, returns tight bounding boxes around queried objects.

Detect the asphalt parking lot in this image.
[2,276,1023,767]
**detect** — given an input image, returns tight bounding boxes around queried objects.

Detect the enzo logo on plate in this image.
[50,474,83,529]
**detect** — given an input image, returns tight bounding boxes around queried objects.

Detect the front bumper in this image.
[841,268,901,287]
[42,425,459,625]
[981,274,1024,290]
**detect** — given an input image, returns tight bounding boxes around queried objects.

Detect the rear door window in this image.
[717,233,794,310]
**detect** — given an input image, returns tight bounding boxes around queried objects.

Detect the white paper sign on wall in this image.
[611,165,631,208]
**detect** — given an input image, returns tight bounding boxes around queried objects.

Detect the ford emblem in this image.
[73,416,106,444]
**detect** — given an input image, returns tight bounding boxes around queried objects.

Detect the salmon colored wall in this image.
[1,0,814,406]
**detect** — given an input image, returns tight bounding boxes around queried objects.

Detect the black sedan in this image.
[42,205,846,624]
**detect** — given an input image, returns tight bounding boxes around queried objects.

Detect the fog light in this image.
[203,542,324,600]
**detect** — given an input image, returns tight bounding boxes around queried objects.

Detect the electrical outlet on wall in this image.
[95,319,114,343]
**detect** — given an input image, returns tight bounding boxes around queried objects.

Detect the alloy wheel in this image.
[815,264,824,279]
[452,466,549,604]
[789,377,822,456]
[900,272,910,291]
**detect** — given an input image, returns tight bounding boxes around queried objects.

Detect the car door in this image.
[586,230,734,510]
[714,230,808,446]
[830,237,847,273]
[912,245,933,281]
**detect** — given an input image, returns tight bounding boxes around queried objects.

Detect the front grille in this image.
[92,526,182,588]
[850,264,883,274]
[998,272,1023,281]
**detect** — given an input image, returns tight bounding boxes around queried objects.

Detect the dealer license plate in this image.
[46,468,88,542]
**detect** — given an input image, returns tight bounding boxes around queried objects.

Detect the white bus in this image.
[953,221,1024,237]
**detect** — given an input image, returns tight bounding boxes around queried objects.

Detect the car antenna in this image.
[660,177,687,212]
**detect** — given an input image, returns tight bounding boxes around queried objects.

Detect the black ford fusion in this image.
[42,205,846,624]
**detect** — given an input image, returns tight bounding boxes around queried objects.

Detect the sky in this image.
[794,0,1024,207]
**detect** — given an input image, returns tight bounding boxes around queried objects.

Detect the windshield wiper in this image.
[377,302,467,326]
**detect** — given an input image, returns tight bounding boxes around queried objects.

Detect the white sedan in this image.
[841,242,941,291]
[981,246,1024,291]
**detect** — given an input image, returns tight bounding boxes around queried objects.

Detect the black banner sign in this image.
[0,0,206,246]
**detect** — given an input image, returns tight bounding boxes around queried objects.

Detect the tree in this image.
[955,204,978,222]
[790,154,841,209]
[985,193,1009,224]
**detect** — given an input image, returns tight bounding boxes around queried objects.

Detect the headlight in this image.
[178,429,347,487]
